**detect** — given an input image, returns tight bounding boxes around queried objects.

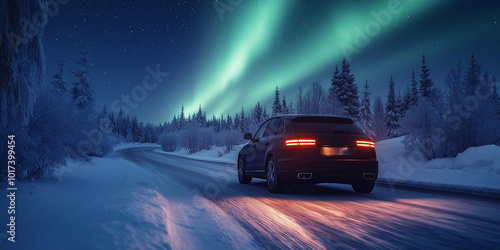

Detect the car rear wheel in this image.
[352,180,375,193]
[238,157,252,184]
[267,156,286,193]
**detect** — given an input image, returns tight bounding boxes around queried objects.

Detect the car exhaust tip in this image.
[297,173,312,180]
[363,173,376,180]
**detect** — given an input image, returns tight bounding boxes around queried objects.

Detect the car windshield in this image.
[292,117,362,135]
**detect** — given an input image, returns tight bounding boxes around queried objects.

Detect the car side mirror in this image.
[244,133,253,140]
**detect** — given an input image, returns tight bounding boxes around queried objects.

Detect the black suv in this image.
[238,115,378,193]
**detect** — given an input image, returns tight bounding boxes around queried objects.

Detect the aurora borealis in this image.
[43,0,500,124]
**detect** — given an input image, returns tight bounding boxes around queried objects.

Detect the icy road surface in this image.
[121,147,500,249]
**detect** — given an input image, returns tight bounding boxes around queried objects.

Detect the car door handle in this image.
[265,142,270,146]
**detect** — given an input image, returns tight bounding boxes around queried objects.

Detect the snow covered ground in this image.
[0,144,256,249]
[160,137,500,194]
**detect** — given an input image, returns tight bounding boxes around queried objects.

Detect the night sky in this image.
[43,0,500,124]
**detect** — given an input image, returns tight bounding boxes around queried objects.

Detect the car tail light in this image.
[356,140,375,148]
[286,139,316,146]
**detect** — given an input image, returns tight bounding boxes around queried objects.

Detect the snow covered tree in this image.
[303,81,324,114]
[52,59,67,94]
[296,86,304,114]
[334,58,359,119]
[401,85,411,116]
[226,113,233,130]
[117,107,126,137]
[327,78,345,116]
[233,114,240,130]
[272,86,282,117]
[493,76,499,115]
[400,97,443,160]
[282,95,289,115]
[419,54,433,97]
[252,102,264,124]
[72,48,94,111]
[330,65,341,96]
[359,81,375,140]
[262,106,269,121]
[385,76,400,138]
[131,116,140,142]
[372,96,385,141]
[179,106,186,130]
[396,90,404,119]
[97,106,108,131]
[465,54,481,96]
[409,68,419,107]
[311,81,324,114]
[240,107,247,133]
[0,0,47,128]
[195,105,206,127]
[108,110,117,134]
[288,98,295,114]
[171,115,179,131]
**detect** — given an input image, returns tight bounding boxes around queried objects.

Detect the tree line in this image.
[161,54,500,162]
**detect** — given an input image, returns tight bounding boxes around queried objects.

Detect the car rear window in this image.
[292,116,362,135]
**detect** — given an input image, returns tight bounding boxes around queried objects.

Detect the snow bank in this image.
[0,156,174,249]
[376,137,500,193]
[454,145,500,174]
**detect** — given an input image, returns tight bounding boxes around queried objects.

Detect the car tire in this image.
[352,180,375,193]
[238,157,252,184]
[267,156,286,193]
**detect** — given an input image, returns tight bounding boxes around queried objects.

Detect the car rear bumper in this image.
[277,158,378,184]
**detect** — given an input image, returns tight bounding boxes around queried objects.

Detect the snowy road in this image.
[119,146,500,249]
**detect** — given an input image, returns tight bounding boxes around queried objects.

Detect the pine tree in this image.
[171,115,179,131]
[385,76,400,138]
[465,53,481,96]
[108,110,117,134]
[272,86,282,117]
[372,96,385,141]
[253,102,263,124]
[402,84,411,116]
[117,108,125,137]
[288,99,295,114]
[132,116,140,142]
[493,76,499,115]
[331,65,341,94]
[296,86,304,114]
[52,59,67,94]
[226,113,233,129]
[97,106,108,131]
[263,106,269,120]
[0,1,45,128]
[195,104,205,126]
[359,81,375,140]
[234,114,240,130]
[282,95,289,115]
[327,75,345,116]
[240,107,247,133]
[72,48,94,111]
[220,114,226,131]
[409,68,419,106]
[419,54,433,97]
[336,58,359,119]
[179,106,186,130]
[396,90,404,119]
